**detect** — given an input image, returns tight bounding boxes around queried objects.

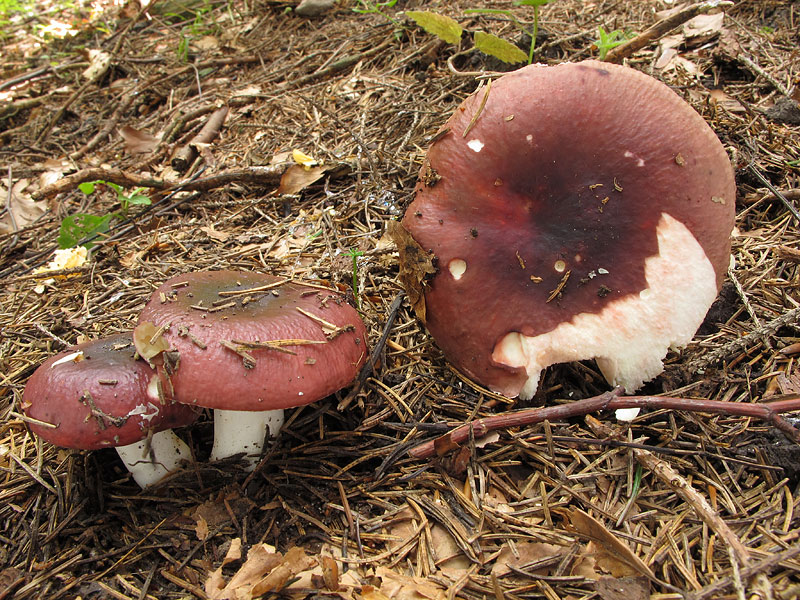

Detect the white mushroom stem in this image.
[210,409,285,470]
[114,429,193,488]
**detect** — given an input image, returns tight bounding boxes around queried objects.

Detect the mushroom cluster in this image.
[396,60,736,399]
[22,271,367,486]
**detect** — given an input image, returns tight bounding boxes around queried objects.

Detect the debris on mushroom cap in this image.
[396,60,736,399]
[22,334,198,450]
[135,270,368,411]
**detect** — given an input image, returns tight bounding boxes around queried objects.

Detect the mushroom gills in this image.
[492,213,719,399]
[210,408,285,469]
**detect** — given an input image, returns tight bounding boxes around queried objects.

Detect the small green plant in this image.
[594,25,634,60]
[58,181,152,249]
[407,1,555,67]
[345,247,364,308]
[352,0,400,27]
[177,34,190,62]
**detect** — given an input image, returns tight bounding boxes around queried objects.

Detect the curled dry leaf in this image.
[374,566,446,600]
[0,179,45,235]
[205,545,317,600]
[388,220,435,323]
[119,125,160,154]
[561,508,654,579]
[277,164,327,195]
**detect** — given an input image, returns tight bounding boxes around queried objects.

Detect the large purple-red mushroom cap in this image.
[134,270,368,466]
[397,60,735,399]
[22,333,198,486]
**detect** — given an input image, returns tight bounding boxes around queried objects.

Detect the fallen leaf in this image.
[562,508,654,579]
[192,35,219,51]
[119,125,159,154]
[375,566,446,600]
[277,164,327,195]
[491,541,565,577]
[250,547,317,596]
[200,225,230,242]
[0,179,45,235]
[195,515,210,541]
[388,220,436,323]
[683,12,725,42]
[207,543,283,599]
[223,538,242,566]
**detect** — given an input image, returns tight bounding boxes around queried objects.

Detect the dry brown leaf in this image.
[251,547,317,596]
[0,179,45,235]
[119,125,159,154]
[277,164,327,195]
[375,566,446,600]
[223,538,242,566]
[195,515,210,542]
[491,541,564,577]
[207,543,284,600]
[200,225,230,242]
[562,508,653,579]
[388,220,435,323]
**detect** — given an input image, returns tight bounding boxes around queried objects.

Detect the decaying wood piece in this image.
[171,106,229,173]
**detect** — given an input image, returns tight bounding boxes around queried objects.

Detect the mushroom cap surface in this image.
[22,334,198,450]
[399,60,735,398]
[136,271,368,411]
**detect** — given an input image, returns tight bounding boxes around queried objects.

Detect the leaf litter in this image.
[1,0,800,599]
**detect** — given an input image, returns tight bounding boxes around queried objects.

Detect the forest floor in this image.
[1,0,800,598]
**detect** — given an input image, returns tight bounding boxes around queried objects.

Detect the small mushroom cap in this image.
[22,334,198,450]
[135,271,368,411]
[400,60,735,398]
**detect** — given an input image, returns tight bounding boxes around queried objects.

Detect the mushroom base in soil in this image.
[135,270,368,470]
[22,334,198,488]
[396,60,736,400]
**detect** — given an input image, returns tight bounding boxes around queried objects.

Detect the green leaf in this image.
[406,11,462,45]
[127,191,152,207]
[473,31,528,64]
[78,181,97,195]
[514,0,552,6]
[57,213,112,249]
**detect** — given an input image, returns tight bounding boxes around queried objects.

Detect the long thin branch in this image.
[408,389,800,459]
[604,0,733,63]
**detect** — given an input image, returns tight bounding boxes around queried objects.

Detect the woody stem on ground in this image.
[408,388,800,458]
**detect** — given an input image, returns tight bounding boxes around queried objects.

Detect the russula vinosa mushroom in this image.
[22,334,198,487]
[135,270,367,468]
[396,60,736,399]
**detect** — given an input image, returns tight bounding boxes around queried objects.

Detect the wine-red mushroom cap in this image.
[135,271,368,411]
[398,60,735,398]
[22,334,198,450]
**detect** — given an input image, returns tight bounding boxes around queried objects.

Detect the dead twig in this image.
[408,389,800,458]
[171,106,230,173]
[604,0,734,63]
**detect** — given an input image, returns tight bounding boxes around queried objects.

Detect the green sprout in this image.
[595,25,634,61]
[58,181,152,249]
[352,0,400,27]
[345,247,364,308]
